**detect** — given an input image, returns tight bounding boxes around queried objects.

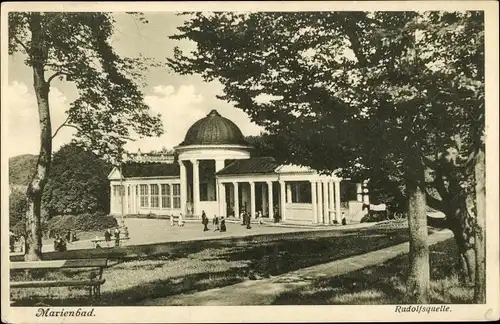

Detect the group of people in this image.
[201,211,226,232]
[104,227,121,247]
[241,210,252,229]
[53,230,78,252]
[170,213,184,227]
[9,233,24,253]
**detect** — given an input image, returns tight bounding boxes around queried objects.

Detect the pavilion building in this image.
[108,109,368,225]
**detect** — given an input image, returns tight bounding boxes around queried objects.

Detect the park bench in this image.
[10,258,108,301]
[90,236,130,248]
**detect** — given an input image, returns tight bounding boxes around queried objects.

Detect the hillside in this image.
[9,154,38,186]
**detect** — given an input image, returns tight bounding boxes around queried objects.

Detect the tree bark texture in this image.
[407,182,430,303]
[474,148,486,303]
[24,13,52,261]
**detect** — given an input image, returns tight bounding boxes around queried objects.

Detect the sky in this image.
[5,12,264,157]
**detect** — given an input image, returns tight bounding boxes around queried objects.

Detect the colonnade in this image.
[310,180,342,224]
[217,180,277,220]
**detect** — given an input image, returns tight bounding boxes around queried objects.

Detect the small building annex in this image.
[108,109,368,225]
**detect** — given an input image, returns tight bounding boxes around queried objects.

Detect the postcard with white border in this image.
[1,1,499,323]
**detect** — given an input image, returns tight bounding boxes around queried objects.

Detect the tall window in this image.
[172,184,181,208]
[113,185,124,197]
[150,184,160,208]
[161,184,171,208]
[291,182,312,203]
[200,183,208,201]
[139,184,149,208]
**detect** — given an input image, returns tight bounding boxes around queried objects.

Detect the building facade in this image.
[108,109,367,224]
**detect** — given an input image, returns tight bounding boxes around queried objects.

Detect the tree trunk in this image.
[474,148,486,303]
[407,182,430,303]
[446,208,476,282]
[24,13,52,261]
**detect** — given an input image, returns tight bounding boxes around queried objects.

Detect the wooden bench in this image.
[91,237,130,248]
[10,258,108,301]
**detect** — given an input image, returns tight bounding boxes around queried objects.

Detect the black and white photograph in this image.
[1,1,498,323]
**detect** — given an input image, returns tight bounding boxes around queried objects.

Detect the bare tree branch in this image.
[52,114,70,139]
[11,34,30,55]
[47,71,66,85]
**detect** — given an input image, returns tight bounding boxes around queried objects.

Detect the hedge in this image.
[47,211,118,237]
[124,213,172,220]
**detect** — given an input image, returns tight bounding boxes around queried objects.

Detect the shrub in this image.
[47,212,118,237]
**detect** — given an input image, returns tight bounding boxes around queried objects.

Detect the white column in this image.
[249,181,256,218]
[110,184,115,214]
[362,180,370,205]
[323,181,329,224]
[329,182,334,224]
[132,185,137,214]
[129,184,134,214]
[179,161,187,215]
[267,181,274,219]
[356,183,363,202]
[169,184,174,211]
[261,184,266,215]
[191,159,200,217]
[218,182,226,217]
[317,181,323,224]
[335,181,341,223]
[233,182,239,218]
[311,181,317,223]
[215,159,225,172]
[286,184,292,203]
[280,181,286,222]
[158,183,162,210]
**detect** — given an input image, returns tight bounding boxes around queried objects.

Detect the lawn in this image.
[10,225,416,306]
[272,238,474,305]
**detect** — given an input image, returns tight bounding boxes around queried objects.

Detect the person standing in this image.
[213,214,219,231]
[246,211,252,229]
[203,213,209,231]
[241,210,246,226]
[220,216,227,232]
[114,227,121,247]
[53,235,60,252]
[178,213,184,227]
[201,210,208,231]
[104,228,112,247]
[170,214,175,227]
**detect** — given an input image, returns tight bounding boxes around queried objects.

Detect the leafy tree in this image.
[244,133,280,157]
[8,12,163,260]
[167,11,484,302]
[9,155,38,186]
[41,143,113,217]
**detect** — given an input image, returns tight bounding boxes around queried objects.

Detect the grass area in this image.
[11,226,416,306]
[272,238,474,305]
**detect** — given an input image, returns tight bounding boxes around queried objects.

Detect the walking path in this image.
[140,229,454,306]
[37,218,377,253]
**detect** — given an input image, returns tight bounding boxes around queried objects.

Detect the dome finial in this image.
[208,109,220,117]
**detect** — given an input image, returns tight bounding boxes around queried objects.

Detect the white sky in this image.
[5,12,264,157]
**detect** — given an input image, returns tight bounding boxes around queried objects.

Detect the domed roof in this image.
[179,109,248,146]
